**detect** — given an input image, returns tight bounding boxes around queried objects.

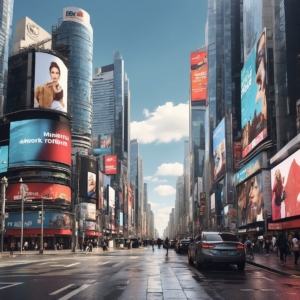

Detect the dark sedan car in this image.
[188,232,246,271]
[175,238,193,253]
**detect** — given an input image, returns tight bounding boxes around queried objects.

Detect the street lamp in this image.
[1,176,8,256]
[39,197,44,254]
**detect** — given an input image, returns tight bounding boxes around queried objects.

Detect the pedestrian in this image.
[152,239,155,251]
[277,233,288,265]
[259,238,264,254]
[10,242,14,256]
[17,242,20,251]
[89,242,92,252]
[165,237,170,256]
[264,237,270,255]
[292,232,300,267]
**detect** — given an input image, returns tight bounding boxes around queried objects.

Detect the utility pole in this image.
[39,198,44,254]
[20,188,26,253]
[1,177,7,256]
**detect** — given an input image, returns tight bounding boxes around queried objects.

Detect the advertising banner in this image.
[241,29,268,158]
[213,118,226,181]
[98,171,103,210]
[63,7,93,33]
[103,174,110,214]
[237,171,271,227]
[5,212,71,229]
[105,155,117,175]
[79,157,98,199]
[6,183,71,203]
[108,185,115,208]
[119,193,123,211]
[211,193,215,215]
[190,51,207,103]
[236,152,267,184]
[93,135,112,155]
[0,146,8,173]
[128,186,132,223]
[34,52,68,113]
[9,119,71,166]
[233,142,242,171]
[79,203,96,221]
[119,212,123,232]
[271,150,300,221]
[80,220,95,231]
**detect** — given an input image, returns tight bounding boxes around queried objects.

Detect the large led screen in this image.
[211,193,215,215]
[108,185,115,208]
[105,155,117,175]
[79,157,98,199]
[213,118,226,181]
[271,150,300,221]
[0,146,8,173]
[191,51,207,103]
[238,171,271,227]
[79,203,96,221]
[9,119,71,166]
[6,183,71,203]
[93,135,112,155]
[241,29,267,158]
[34,52,68,113]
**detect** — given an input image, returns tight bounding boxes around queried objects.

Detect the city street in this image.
[0,247,299,300]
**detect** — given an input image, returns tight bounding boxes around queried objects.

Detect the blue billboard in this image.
[213,118,226,181]
[0,146,8,173]
[5,212,71,229]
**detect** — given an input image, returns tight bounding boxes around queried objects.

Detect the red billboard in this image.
[191,51,207,103]
[105,155,117,175]
[6,183,71,203]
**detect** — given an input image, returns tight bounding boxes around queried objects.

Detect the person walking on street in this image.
[278,233,288,265]
[264,237,270,255]
[152,239,155,251]
[259,238,264,254]
[10,242,14,256]
[292,232,300,267]
[165,237,170,256]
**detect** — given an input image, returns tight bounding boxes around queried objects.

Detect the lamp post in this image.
[1,177,7,256]
[39,197,44,254]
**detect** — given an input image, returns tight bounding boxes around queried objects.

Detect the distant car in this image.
[188,232,246,271]
[175,238,193,253]
[130,238,139,248]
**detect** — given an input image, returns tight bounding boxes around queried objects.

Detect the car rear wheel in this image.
[195,253,202,270]
[237,262,245,271]
[188,252,193,265]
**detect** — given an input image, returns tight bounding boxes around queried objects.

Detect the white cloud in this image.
[155,162,183,176]
[154,185,176,196]
[143,176,152,181]
[148,202,160,208]
[152,178,168,183]
[130,102,189,144]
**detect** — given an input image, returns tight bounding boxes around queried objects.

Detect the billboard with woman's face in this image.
[238,171,271,227]
[213,118,226,181]
[271,150,300,221]
[34,52,68,113]
[241,29,267,158]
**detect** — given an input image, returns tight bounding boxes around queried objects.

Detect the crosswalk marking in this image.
[49,265,65,267]
[65,263,80,268]
[0,282,24,290]
[129,256,138,259]
[112,261,124,268]
[57,284,91,300]
[97,261,110,265]
[49,284,75,295]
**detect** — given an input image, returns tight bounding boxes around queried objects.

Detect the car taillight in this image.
[237,245,244,249]
[201,243,215,249]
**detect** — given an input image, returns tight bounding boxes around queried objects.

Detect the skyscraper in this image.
[52,7,93,150]
[0,0,13,117]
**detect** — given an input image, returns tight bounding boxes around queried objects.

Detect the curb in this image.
[246,260,292,276]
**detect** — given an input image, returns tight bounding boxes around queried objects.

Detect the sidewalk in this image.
[246,251,300,276]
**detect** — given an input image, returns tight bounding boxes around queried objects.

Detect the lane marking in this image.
[58,284,90,300]
[97,261,110,265]
[130,256,138,259]
[0,282,24,290]
[49,284,75,295]
[112,261,124,268]
[261,289,275,292]
[263,277,274,281]
[49,265,65,267]
[240,289,254,291]
[65,263,80,268]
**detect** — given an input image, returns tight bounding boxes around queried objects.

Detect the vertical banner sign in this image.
[190,51,207,104]
[105,155,117,175]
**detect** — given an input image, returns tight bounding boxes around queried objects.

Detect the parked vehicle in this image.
[130,238,140,248]
[175,238,193,253]
[115,238,125,248]
[188,232,246,271]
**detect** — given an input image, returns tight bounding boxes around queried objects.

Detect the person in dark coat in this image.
[277,233,288,265]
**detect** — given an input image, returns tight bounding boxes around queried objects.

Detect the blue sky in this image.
[12,0,207,236]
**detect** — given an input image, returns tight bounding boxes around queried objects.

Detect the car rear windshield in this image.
[205,234,238,242]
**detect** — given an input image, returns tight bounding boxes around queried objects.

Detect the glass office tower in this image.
[0,0,13,117]
[52,8,93,149]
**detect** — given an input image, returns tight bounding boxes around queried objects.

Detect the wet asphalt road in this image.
[0,246,299,300]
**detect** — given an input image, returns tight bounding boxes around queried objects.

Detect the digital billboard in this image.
[191,51,207,103]
[9,119,71,166]
[63,7,93,33]
[98,171,103,210]
[103,174,110,214]
[271,150,300,221]
[105,155,117,175]
[6,183,71,203]
[93,135,112,155]
[34,52,68,113]
[6,212,71,229]
[108,185,115,208]
[211,193,215,215]
[213,118,226,181]
[79,157,98,199]
[119,212,123,233]
[233,142,242,171]
[128,186,132,223]
[0,146,8,173]
[119,193,123,211]
[241,29,267,158]
[79,203,96,221]
[80,220,95,231]
[237,171,271,227]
